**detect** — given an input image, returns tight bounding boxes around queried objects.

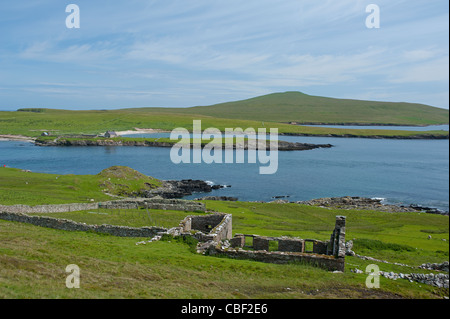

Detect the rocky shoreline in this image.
[143,181,449,215]
[145,179,230,199]
[296,196,449,215]
[34,137,333,151]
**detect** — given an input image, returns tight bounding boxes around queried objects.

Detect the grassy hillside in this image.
[183,92,449,126]
[0,106,448,139]
[0,166,161,205]
[0,166,448,298]
[0,200,448,299]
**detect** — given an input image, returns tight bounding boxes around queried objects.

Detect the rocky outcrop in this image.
[419,262,449,272]
[146,180,228,199]
[194,196,238,202]
[297,196,449,215]
[35,137,333,151]
[380,272,449,289]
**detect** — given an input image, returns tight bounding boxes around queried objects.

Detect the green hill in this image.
[183,92,449,126]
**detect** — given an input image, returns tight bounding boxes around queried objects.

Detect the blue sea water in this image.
[0,133,448,211]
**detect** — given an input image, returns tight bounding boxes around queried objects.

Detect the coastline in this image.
[0,135,36,143]
[290,122,450,127]
[115,128,171,136]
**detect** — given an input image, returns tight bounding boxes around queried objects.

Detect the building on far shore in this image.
[104,131,118,138]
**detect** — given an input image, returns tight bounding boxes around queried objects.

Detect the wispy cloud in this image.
[0,0,448,109]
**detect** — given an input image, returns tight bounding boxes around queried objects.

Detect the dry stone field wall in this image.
[0,199,347,272]
[0,198,206,214]
[0,211,167,237]
[209,216,347,272]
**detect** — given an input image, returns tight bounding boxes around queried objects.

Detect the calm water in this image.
[1,134,448,211]
[300,124,449,131]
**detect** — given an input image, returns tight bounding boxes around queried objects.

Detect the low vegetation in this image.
[0,166,448,298]
[1,92,448,139]
[0,166,161,205]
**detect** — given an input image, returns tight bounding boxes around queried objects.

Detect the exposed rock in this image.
[297,196,449,215]
[419,262,449,272]
[345,240,356,256]
[195,196,238,202]
[379,271,449,289]
[146,180,229,199]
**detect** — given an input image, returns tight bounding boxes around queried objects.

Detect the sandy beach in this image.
[0,135,36,143]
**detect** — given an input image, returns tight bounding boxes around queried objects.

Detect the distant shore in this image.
[115,128,171,136]
[0,135,36,143]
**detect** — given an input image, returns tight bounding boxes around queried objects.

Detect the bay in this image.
[0,134,448,211]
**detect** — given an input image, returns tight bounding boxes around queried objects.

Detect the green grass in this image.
[202,201,449,267]
[182,91,450,126]
[0,166,161,205]
[0,167,448,298]
[33,208,208,229]
[1,92,448,139]
[26,200,450,267]
[0,219,446,299]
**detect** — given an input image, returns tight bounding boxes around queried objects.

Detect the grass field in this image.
[181,92,449,126]
[0,166,161,205]
[1,92,448,139]
[0,166,448,299]
[1,200,448,299]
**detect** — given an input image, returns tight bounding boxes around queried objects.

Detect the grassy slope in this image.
[0,166,161,205]
[1,92,448,139]
[180,92,450,126]
[0,200,448,298]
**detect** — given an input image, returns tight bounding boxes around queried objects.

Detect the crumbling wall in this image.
[0,198,206,214]
[216,216,347,272]
[210,247,345,272]
[278,238,304,253]
[180,213,232,243]
[329,215,346,258]
[0,211,166,237]
[0,203,98,214]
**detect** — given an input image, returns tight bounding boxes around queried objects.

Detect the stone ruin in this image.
[0,197,346,271]
[171,214,347,272]
[203,215,347,272]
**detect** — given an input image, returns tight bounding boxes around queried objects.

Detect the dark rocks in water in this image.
[298,196,449,215]
[272,195,290,199]
[146,179,230,199]
[195,196,238,202]
[409,204,447,215]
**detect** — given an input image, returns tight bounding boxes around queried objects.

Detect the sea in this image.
[0,125,448,211]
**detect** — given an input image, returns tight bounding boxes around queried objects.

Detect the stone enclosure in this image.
[0,198,346,271]
[208,216,347,272]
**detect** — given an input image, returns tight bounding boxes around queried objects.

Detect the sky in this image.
[0,0,448,110]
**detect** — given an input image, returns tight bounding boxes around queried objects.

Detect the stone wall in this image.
[100,198,206,212]
[329,216,346,258]
[217,216,347,272]
[180,213,232,243]
[0,211,166,238]
[0,198,206,214]
[0,203,98,214]
[278,238,304,253]
[210,247,345,272]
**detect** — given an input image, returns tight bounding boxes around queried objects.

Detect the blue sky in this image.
[0,0,448,110]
